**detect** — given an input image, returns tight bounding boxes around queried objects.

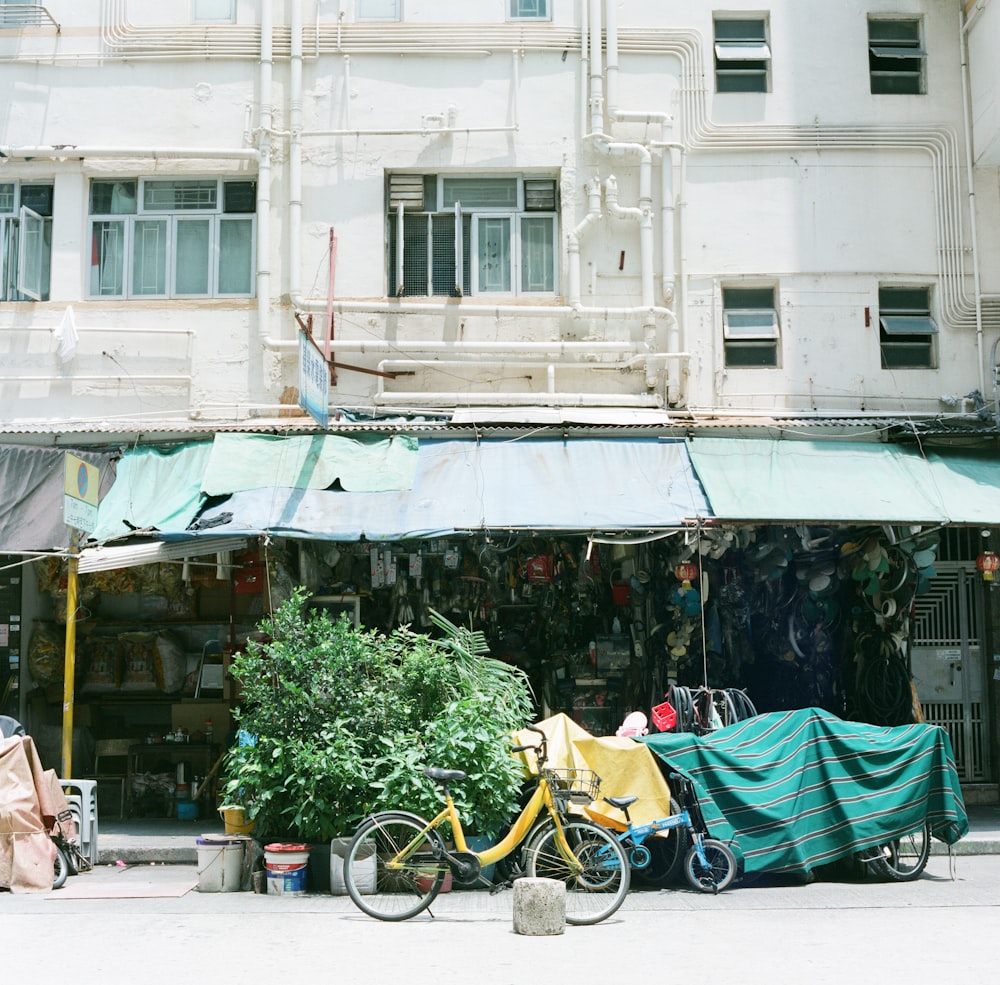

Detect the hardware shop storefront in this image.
[5,434,1000,789]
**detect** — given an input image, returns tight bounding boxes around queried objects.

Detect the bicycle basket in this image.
[544,767,600,805]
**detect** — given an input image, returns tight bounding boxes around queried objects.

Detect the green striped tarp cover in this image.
[641,708,968,875]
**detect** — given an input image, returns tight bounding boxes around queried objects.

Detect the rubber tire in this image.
[526,820,630,925]
[495,816,553,883]
[683,838,737,893]
[343,812,448,921]
[633,797,691,888]
[862,822,931,882]
[637,827,689,887]
[52,844,69,890]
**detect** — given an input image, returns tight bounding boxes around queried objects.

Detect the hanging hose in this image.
[852,632,914,726]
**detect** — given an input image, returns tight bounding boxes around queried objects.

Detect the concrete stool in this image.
[513,877,566,936]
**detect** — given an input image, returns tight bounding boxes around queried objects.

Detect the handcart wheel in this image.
[857,821,931,882]
[52,843,69,890]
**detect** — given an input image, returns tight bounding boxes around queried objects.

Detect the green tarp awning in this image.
[686,437,1000,524]
[89,434,419,543]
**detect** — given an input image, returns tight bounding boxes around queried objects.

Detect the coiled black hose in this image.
[853,633,914,726]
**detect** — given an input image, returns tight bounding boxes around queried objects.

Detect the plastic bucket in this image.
[196,836,244,893]
[177,801,198,821]
[220,807,254,835]
[264,842,311,896]
[330,837,376,896]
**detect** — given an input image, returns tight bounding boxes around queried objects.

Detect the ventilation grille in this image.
[388,174,425,211]
[524,178,557,211]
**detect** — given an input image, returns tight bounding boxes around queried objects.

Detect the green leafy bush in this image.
[221,588,534,842]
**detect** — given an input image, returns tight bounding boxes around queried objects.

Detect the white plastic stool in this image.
[59,778,99,867]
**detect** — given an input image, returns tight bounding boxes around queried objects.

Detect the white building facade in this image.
[1,0,997,421]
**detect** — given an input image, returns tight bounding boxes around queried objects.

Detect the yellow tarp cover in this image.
[574,736,673,830]
[513,713,672,831]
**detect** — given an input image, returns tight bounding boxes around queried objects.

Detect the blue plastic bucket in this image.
[264,842,311,896]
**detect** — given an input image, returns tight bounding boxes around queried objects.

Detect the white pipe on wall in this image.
[373,391,664,408]
[959,4,987,399]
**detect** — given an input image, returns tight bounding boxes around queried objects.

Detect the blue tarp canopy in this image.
[189,437,711,540]
[89,435,711,544]
[642,708,968,875]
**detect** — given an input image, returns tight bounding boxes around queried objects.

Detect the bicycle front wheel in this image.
[343,812,448,921]
[683,838,737,893]
[526,820,630,925]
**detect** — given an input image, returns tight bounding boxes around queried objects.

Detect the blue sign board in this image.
[298,330,330,428]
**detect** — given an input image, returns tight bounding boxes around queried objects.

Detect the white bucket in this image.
[264,842,311,896]
[196,837,244,893]
[330,837,376,895]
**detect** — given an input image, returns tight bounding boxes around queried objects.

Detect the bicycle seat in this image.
[424,767,467,785]
[604,795,639,811]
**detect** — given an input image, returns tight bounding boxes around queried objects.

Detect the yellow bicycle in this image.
[342,724,631,923]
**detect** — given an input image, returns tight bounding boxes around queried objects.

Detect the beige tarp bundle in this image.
[0,734,73,893]
[513,713,674,831]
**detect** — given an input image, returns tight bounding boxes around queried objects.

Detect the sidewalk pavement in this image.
[95,804,1000,865]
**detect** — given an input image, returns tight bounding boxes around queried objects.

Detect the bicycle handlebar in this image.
[510,723,548,767]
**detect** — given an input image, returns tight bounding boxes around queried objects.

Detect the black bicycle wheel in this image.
[52,843,69,890]
[683,838,737,893]
[636,827,689,887]
[526,820,630,925]
[860,822,931,882]
[343,812,448,921]
[633,798,690,888]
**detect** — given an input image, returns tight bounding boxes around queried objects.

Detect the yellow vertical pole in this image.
[61,536,80,779]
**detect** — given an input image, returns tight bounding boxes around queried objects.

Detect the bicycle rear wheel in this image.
[860,822,931,882]
[343,812,448,921]
[526,820,630,925]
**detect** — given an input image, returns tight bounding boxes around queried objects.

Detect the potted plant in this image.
[220,589,534,893]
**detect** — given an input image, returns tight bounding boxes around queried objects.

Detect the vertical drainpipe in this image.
[589,0,604,137]
[256,0,273,393]
[593,0,673,392]
[568,179,604,307]
[959,5,987,400]
[289,0,303,319]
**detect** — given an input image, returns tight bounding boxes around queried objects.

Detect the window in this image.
[192,0,235,22]
[357,0,401,21]
[387,174,558,297]
[0,0,32,27]
[88,177,256,299]
[714,17,770,93]
[722,286,779,367]
[878,286,936,368]
[0,182,52,302]
[509,0,549,20]
[869,18,924,94]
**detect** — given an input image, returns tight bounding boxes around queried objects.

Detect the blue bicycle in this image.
[595,773,738,893]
